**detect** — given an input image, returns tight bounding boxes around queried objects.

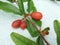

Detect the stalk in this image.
[27,17,50,45]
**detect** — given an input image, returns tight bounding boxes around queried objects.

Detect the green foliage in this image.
[17,0,25,15]
[27,0,37,13]
[11,32,37,45]
[54,20,60,45]
[26,19,38,37]
[32,19,42,27]
[0,1,22,15]
[42,27,50,32]
[37,36,44,45]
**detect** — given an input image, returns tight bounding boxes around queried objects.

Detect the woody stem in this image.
[27,17,50,45]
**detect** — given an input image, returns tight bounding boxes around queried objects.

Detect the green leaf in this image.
[0,1,21,15]
[54,20,60,45]
[32,19,42,27]
[37,36,44,45]
[11,32,37,45]
[51,0,55,1]
[7,0,14,3]
[27,0,33,13]
[27,0,37,13]
[42,27,50,32]
[17,0,25,15]
[26,19,38,37]
[22,0,28,2]
[51,0,60,1]
[32,7,37,12]
[56,0,60,1]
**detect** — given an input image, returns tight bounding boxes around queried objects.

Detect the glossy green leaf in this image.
[11,32,37,45]
[37,36,44,45]
[27,0,37,13]
[17,0,25,15]
[26,19,38,37]
[0,1,22,15]
[32,19,42,27]
[54,20,60,45]
[42,27,50,32]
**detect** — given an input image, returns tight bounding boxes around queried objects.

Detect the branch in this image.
[27,17,50,45]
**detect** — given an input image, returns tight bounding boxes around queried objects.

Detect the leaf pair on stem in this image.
[0,0,50,45]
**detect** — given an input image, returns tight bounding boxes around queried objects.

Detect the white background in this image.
[0,0,60,45]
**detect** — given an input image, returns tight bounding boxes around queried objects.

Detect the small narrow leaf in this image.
[17,0,25,15]
[37,36,44,45]
[32,19,42,27]
[11,32,37,45]
[42,27,50,32]
[26,19,38,37]
[54,20,60,45]
[0,1,22,15]
[27,0,33,13]
[27,0,37,13]
[51,0,55,1]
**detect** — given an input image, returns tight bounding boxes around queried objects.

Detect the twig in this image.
[27,17,50,45]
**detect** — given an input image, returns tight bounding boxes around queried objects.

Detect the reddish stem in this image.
[27,17,50,45]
